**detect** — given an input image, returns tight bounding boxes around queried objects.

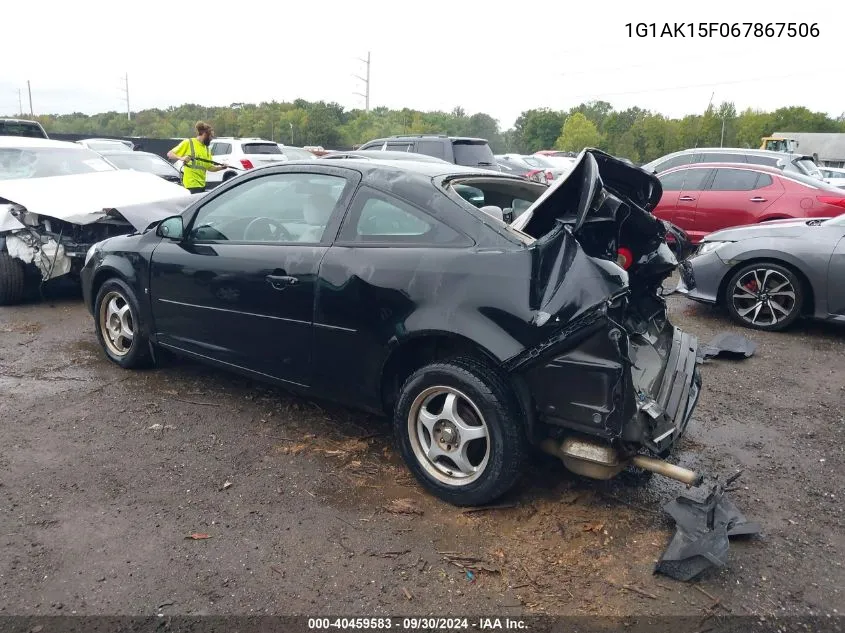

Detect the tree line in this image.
[25,99,845,164]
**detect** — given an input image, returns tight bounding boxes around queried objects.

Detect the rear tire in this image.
[393,356,527,506]
[0,253,26,305]
[94,278,152,368]
[724,262,803,331]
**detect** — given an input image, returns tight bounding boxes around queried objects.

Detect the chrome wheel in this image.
[407,386,490,486]
[99,291,134,357]
[731,268,796,328]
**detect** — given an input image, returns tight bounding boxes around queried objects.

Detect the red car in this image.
[652,162,845,243]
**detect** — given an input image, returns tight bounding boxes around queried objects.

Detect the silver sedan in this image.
[677,215,845,331]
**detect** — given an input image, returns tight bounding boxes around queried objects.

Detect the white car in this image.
[191,138,295,187]
[0,137,191,304]
[77,138,135,152]
[820,166,845,189]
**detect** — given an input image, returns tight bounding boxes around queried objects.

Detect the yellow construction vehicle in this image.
[760,136,799,153]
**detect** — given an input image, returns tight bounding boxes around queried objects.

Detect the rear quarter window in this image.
[241,143,281,154]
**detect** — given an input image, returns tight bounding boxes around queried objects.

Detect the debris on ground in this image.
[402,586,413,600]
[655,474,760,581]
[219,480,232,491]
[439,552,501,574]
[185,533,212,540]
[698,332,757,360]
[384,498,424,515]
[466,570,476,583]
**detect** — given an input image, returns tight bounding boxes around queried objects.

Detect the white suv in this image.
[203,138,290,187]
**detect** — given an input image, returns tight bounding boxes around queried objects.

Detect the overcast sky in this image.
[1,0,842,129]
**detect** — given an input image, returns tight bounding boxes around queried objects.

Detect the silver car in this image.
[677,215,845,331]
[643,148,823,181]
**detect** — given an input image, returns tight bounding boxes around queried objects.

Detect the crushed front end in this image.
[508,149,702,477]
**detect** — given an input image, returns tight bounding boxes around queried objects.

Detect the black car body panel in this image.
[82,151,701,457]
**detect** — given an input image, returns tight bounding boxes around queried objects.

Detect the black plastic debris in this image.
[697,332,757,360]
[655,473,760,581]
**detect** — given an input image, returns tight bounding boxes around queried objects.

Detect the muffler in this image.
[541,437,702,486]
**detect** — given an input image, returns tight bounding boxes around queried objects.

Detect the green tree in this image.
[513,108,566,152]
[554,113,602,152]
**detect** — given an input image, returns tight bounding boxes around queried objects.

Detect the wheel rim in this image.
[731,268,796,327]
[407,386,490,486]
[99,290,135,357]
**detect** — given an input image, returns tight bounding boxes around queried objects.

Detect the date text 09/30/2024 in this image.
[625,22,819,38]
[307,618,526,630]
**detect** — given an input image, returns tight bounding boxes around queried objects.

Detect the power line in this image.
[352,51,370,112]
[562,70,826,102]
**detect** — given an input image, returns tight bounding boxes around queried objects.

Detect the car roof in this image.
[365,135,489,144]
[0,118,42,124]
[98,149,159,157]
[662,161,786,175]
[0,136,86,149]
[322,150,448,163]
[284,157,513,180]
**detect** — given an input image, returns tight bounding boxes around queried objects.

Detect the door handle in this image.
[679,196,696,201]
[266,274,298,290]
[749,197,767,202]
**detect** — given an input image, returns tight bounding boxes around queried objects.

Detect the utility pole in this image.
[352,51,371,112]
[17,89,23,116]
[27,80,33,116]
[720,117,726,148]
[120,72,131,120]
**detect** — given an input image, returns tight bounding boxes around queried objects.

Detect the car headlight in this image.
[85,242,100,266]
[696,241,733,256]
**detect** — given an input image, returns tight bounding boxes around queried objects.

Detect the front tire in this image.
[94,278,152,368]
[0,253,26,305]
[724,262,803,331]
[393,356,527,506]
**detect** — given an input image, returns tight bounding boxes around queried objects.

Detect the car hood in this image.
[704,218,829,242]
[0,170,193,231]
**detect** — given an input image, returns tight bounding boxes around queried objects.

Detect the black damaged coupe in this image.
[81,149,701,506]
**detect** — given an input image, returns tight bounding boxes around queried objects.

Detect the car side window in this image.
[653,155,691,173]
[755,173,773,188]
[385,142,413,152]
[338,187,470,246]
[416,140,446,160]
[702,152,745,164]
[710,168,761,191]
[211,143,231,156]
[188,172,347,244]
[659,168,710,191]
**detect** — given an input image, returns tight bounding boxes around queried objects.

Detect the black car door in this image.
[148,165,360,387]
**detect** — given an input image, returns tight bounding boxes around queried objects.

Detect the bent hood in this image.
[705,218,829,242]
[0,170,193,231]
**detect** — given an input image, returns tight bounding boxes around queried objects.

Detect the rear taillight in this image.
[240,159,254,169]
[526,169,547,184]
[817,195,845,209]
[617,247,633,270]
[546,170,554,181]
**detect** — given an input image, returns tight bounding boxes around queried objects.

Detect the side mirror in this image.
[156,215,184,240]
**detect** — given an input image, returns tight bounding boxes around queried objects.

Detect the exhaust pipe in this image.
[541,437,701,486]
[631,455,702,486]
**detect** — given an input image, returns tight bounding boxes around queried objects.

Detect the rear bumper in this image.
[518,308,701,455]
[639,328,701,455]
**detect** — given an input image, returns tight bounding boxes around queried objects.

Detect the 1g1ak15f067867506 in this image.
[625,22,820,38]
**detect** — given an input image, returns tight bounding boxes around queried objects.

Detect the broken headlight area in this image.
[3,209,131,281]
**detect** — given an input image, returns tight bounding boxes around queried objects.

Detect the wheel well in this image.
[380,334,499,413]
[717,257,815,315]
[222,171,237,180]
[89,268,123,311]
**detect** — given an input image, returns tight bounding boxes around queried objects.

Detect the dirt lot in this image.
[0,280,843,619]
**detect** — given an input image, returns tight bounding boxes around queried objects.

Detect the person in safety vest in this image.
[167,121,226,193]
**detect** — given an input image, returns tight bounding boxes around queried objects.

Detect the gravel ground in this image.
[0,281,843,619]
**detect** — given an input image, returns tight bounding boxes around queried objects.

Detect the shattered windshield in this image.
[0,147,116,180]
